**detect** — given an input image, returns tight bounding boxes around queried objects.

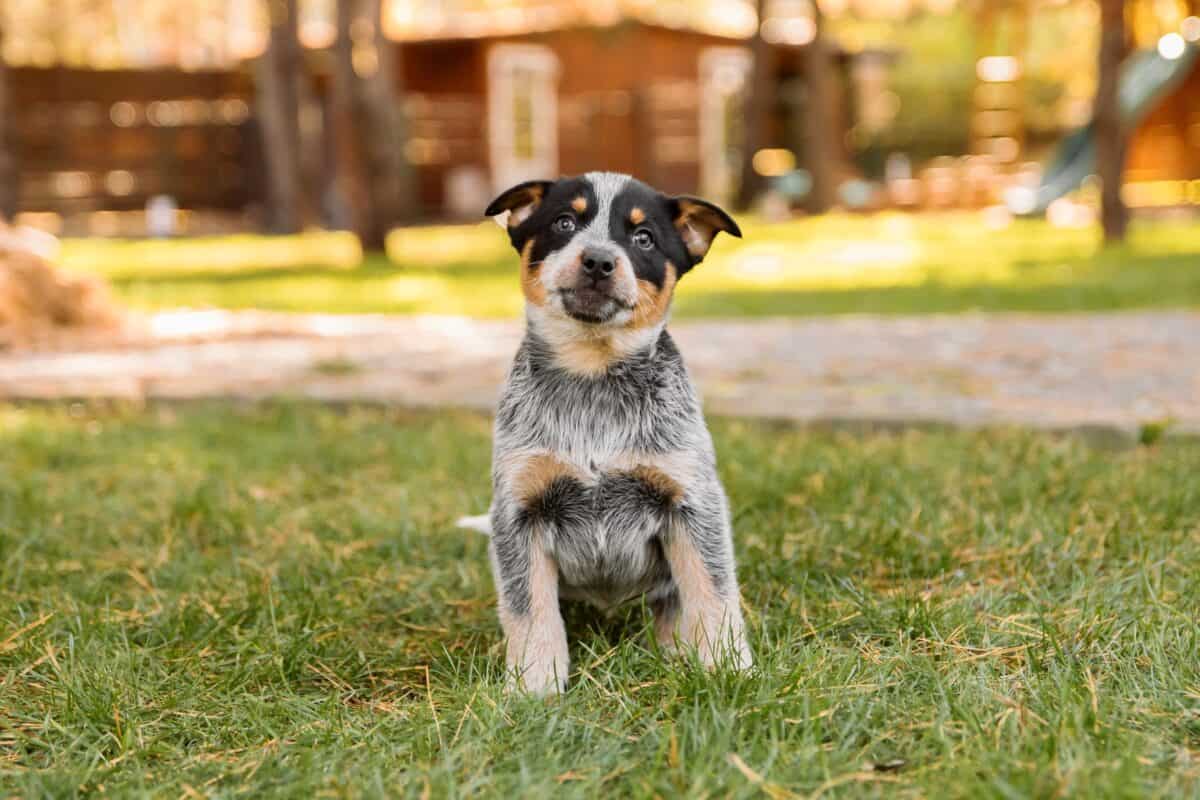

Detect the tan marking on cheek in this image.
[630,207,645,225]
[629,465,685,504]
[512,453,581,505]
[571,196,587,214]
[520,238,546,307]
[628,261,677,329]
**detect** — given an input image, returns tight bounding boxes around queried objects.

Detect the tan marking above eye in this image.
[627,260,677,329]
[630,207,645,225]
[571,196,588,213]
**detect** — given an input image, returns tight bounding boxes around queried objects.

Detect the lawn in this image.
[59,214,1200,318]
[2,402,1198,797]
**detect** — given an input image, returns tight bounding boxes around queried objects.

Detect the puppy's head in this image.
[486,172,740,331]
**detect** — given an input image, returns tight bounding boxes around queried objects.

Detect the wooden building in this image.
[1125,54,1200,188]
[10,67,255,223]
[398,20,850,215]
[6,17,853,224]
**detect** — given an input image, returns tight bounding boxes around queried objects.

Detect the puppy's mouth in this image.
[558,288,632,324]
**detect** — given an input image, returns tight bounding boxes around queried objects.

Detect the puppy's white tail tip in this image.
[456,514,493,535]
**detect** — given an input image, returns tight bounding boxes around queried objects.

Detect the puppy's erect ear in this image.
[485,180,554,229]
[670,196,742,264]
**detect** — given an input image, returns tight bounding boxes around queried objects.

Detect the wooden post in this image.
[804,1,838,214]
[255,0,305,233]
[332,0,369,234]
[357,0,415,247]
[0,25,18,221]
[331,0,414,250]
[735,0,772,211]
[1096,0,1129,244]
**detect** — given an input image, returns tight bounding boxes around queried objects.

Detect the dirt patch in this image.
[0,224,121,350]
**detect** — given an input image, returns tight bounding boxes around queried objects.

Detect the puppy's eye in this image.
[553,214,577,234]
[632,228,655,250]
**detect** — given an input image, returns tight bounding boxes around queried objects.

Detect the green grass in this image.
[60,213,1200,318]
[2,402,1198,797]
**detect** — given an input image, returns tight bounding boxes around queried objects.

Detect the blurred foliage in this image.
[1,0,252,68]
[835,0,1187,165]
[1023,1,1101,137]
[838,10,977,165]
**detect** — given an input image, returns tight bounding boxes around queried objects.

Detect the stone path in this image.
[2,309,1198,435]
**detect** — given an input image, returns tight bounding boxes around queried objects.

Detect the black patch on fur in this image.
[608,179,692,286]
[490,518,532,616]
[675,503,732,593]
[603,470,679,511]
[489,174,740,285]
[517,475,591,528]
[489,177,598,259]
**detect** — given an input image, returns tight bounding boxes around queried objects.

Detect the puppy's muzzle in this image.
[561,245,628,323]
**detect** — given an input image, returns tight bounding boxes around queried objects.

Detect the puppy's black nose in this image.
[581,248,616,278]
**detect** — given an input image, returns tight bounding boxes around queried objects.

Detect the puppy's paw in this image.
[695,633,752,672]
[722,631,754,672]
[676,612,752,672]
[505,629,569,696]
[505,656,569,696]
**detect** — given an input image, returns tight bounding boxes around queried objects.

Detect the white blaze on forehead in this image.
[582,172,632,234]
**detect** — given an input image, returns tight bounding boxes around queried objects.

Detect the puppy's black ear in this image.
[485,180,554,229]
[669,196,742,263]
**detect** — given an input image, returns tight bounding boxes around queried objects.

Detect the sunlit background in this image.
[4,7,1200,796]
[0,0,1198,346]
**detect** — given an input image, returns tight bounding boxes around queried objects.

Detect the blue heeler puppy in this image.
[462,172,751,695]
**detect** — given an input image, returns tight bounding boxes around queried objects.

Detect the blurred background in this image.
[0,0,1198,389]
[4,0,1200,239]
[7,8,1200,794]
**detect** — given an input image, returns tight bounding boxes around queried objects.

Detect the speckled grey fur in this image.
[481,172,749,692]
[489,329,736,613]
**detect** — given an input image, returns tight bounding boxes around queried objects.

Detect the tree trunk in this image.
[1096,0,1128,244]
[735,0,772,211]
[255,0,304,234]
[331,0,369,234]
[358,0,414,248]
[804,2,838,214]
[331,0,414,250]
[0,26,18,222]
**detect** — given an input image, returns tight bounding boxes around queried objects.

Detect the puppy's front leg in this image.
[660,500,752,670]
[490,515,568,695]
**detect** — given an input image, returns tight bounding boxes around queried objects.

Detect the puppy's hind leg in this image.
[660,500,752,670]
[650,590,681,655]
